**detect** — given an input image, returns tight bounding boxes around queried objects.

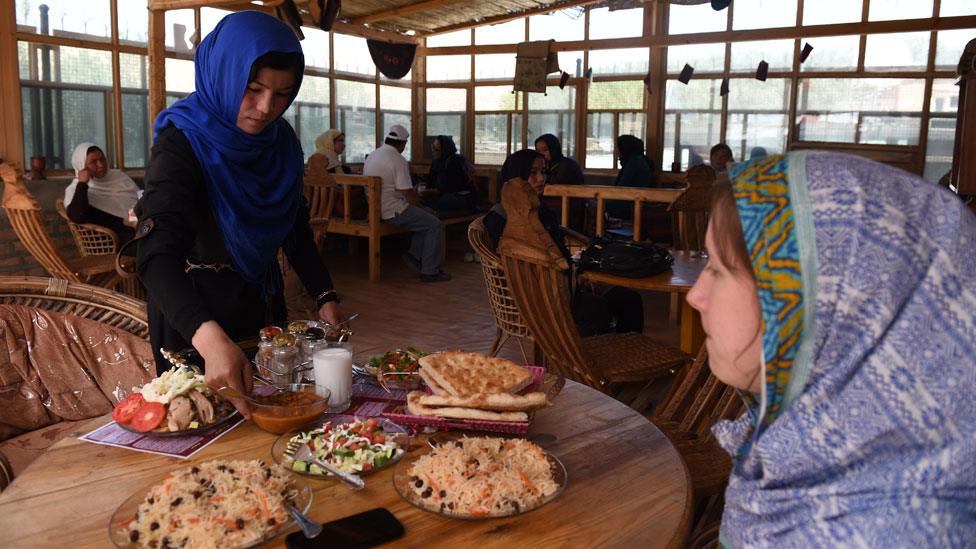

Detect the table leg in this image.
[679,298,704,354]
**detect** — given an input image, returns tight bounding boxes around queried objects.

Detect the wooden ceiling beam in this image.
[425,0,605,36]
[149,0,255,10]
[350,0,467,25]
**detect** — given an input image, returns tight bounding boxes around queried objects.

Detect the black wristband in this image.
[315,289,340,308]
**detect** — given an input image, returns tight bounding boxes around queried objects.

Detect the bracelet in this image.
[316,289,340,307]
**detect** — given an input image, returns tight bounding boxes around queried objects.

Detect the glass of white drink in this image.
[313,343,353,413]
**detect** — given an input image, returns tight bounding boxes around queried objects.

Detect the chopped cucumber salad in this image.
[290,418,404,475]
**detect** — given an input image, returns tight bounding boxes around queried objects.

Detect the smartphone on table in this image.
[284,508,404,549]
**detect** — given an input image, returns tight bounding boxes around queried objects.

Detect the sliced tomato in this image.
[112,393,145,425]
[372,434,386,445]
[130,402,166,432]
[364,418,379,430]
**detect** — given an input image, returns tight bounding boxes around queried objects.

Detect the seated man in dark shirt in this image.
[64,142,139,245]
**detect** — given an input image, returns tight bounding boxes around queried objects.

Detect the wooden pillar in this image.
[0,0,25,168]
[412,41,427,160]
[644,0,668,173]
[148,8,166,140]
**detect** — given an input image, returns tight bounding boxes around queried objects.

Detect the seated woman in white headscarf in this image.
[64,142,140,244]
[311,129,348,174]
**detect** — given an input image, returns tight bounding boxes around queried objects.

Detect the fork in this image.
[285,439,365,490]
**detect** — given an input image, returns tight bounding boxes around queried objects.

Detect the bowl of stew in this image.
[250,383,331,434]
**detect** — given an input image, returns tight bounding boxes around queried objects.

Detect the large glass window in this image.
[302,27,330,70]
[589,48,649,75]
[529,10,585,42]
[165,58,195,96]
[667,44,726,74]
[663,79,723,170]
[941,0,976,16]
[668,3,727,35]
[802,0,862,25]
[117,0,149,46]
[426,29,470,48]
[427,55,470,82]
[868,0,934,21]
[475,20,524,45]
[427,88,467,153]
[333,34,374,76]
[936,29,975,69]
[16,0,112,41]
[800,35,860,72]
[527,85,576,160]
[732,0,797,30]
[200,7,232,41]
[335,79,376,162]
[864,32,930,71]
[285,75,330,161]
[381,85,412,160]
[475,54,517,80]
[730,40,794,73]
[164,9,195,53]
[796,78,925,145]
[588,7,643,39]
[925,79,959,183]
[587,80,646,168]
[726,78,791,161]
[474,86,521,165]
[120,53,149,168]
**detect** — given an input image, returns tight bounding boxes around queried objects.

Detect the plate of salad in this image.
[112,366,238,437]
[271,418,410,478]
[356,347,430,390]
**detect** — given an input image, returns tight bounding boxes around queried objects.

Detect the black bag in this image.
[578,238,674,278]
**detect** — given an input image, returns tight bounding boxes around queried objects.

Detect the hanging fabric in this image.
[367,39,417,80]
[514,39,560,93]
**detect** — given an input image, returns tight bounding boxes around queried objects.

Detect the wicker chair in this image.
[669,165,715,252]
[468,216,532,363]
[0,163,120,289]
[649,345,743,545]
[305,154,338,249]
[497,178,691,405]
[54,197,119,257]
[0,451,12,494]
[0,276,148,339]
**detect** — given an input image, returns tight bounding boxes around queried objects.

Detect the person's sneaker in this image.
[420,270,452,283]
[401,252,422,273]
[464,252,476,262]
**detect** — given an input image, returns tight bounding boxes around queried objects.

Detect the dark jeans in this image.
[427,191,476,216]
[573,285,644,337]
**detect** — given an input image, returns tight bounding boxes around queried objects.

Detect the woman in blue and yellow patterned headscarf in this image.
[687,151,976,546]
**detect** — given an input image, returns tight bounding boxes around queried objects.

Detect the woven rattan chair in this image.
[497,178,691,405]
[649,345,743,545]
[468,216,531,362]
[669,165,715,252]
[54,197,119,257]
[0,163,119,289]
[0,451,12,495]
[305,154,338,249]
[0,276,148,338]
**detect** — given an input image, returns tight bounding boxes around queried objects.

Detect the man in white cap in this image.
[363,124,451,282]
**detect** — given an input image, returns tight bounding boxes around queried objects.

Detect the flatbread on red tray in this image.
[415,391,548,412]
[418,352,533,398]
[406,391,529,422]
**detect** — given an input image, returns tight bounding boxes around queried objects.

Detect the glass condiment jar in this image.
[301,327,328,380]
[268,333,299,385]
[256,326,282,370]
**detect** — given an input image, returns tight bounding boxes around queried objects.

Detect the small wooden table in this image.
[581,250,707,353]
[0,382,692,548]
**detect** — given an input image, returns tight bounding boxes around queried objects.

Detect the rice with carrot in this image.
[125,459,296,548]
[406,436,558,517]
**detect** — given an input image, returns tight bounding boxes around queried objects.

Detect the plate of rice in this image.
[108,459,312,548]
[393,436,566,519]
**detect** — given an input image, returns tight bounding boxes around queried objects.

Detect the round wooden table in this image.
[0,382,692,547]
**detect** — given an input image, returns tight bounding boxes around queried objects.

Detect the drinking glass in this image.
[312,342,353,413]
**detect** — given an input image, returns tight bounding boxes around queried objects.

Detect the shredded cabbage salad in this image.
[136,366,208,404]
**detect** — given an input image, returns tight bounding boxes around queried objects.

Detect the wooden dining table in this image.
[580,250,707,353]
[0,381,692,548]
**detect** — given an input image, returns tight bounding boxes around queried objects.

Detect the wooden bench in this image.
[543,184,686,240]
[305,163,497,282]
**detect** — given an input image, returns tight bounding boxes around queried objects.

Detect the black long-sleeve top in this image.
[428,154,470,195]
[65,182,136,244]
[137,125,337,372]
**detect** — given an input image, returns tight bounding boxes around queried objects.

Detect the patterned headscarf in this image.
[715,151,976,546]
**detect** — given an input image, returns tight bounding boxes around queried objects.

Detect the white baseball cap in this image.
[387,124,409,141]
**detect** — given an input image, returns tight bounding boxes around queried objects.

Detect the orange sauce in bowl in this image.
[250,390,328,434]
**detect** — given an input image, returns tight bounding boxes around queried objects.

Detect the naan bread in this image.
[418,368,447,396]
[416,391,548,412]
[407,392,529,422]
[419,352,533,397]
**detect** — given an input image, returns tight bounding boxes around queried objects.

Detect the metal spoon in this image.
[290,442,366,490]
[215,385,264,407]
[285,502,323,539]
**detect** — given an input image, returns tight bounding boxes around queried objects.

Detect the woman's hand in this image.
[318,301,341,325]
[192,321,253,419]
[77,169,91,183]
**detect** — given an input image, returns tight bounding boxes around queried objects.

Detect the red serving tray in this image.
[380,365,545,435]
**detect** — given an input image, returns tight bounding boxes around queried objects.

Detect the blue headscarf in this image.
[153,11,305,292]
[715,152,976,546]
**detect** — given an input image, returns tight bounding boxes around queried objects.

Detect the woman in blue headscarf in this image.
[687,151,976,545]
[136,11,342,417]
